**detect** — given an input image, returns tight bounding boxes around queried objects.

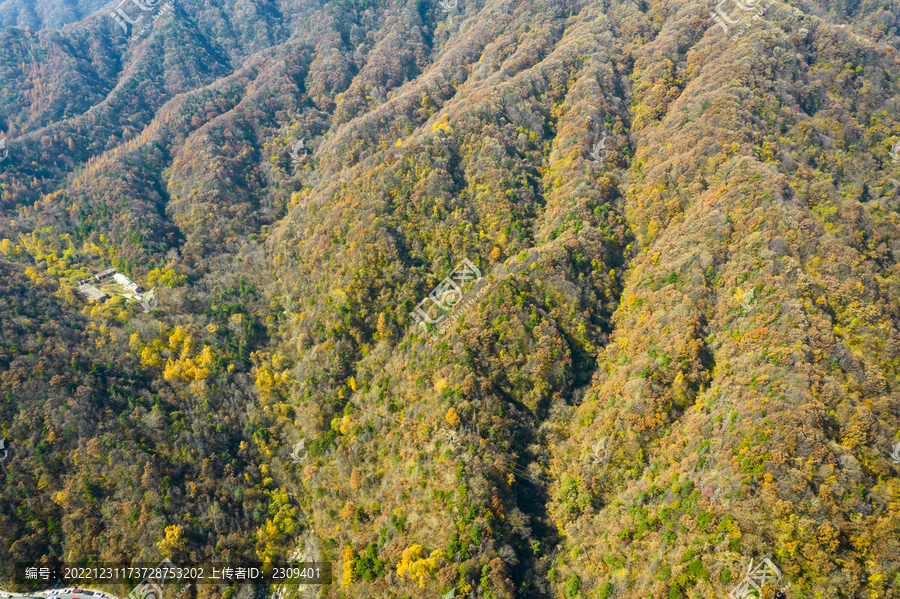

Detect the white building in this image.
[114,273,143,292]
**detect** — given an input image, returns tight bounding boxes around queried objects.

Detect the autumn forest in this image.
[1,0,900,598]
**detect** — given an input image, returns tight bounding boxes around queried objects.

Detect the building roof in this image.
[114,273,136,285]
[78,284,108,301]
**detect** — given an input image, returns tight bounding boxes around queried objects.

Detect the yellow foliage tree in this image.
[157,525,187,558]
[163,358,182,383]
[255,365,276,392]
[168,326,194,355]
[340,414,352,435]
[342,546,356,587]
[255,501,298,562]
[397,545,442,587]
[141,345,161,368]
[190,345,215,380]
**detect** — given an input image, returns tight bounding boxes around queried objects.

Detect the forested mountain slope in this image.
[1,0,900,598]
[0,0,107,31]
